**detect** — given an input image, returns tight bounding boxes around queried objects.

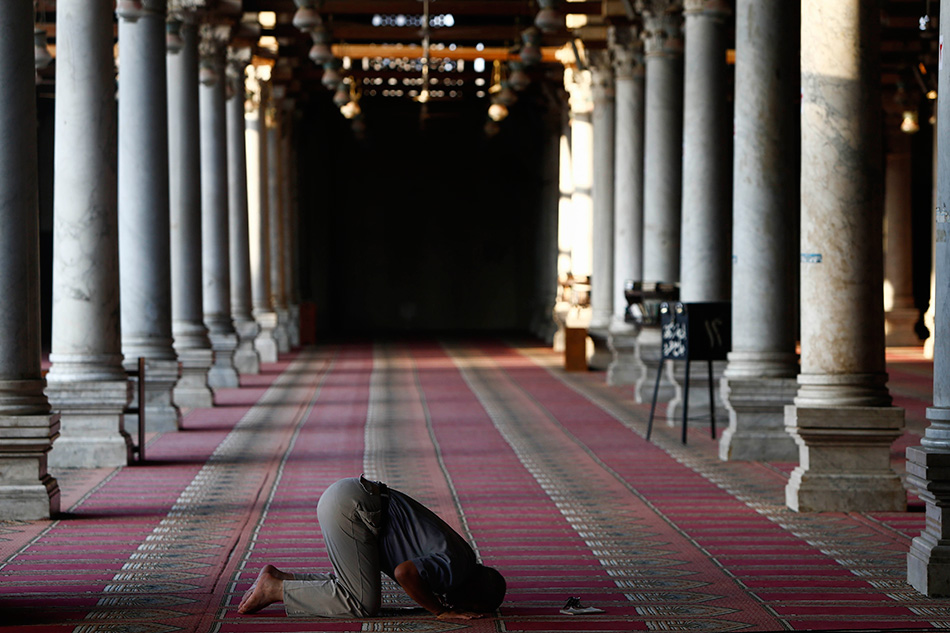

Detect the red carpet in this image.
[0,340,946,632]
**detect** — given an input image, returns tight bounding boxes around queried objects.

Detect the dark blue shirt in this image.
[378,489,477,595]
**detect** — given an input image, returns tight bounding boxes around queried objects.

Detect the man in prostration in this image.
[238,475,506,619]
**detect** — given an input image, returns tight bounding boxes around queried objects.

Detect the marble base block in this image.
[233,318,262,374]
[719,376,799,462]
[208,331,240,389]
[587,327,612,371]
[552,304,569,352]
[607,322,643,386]
[633,327,676,404]
[125,358,181,433]
[784,405,906,512]
[288,303,301,348]
[885,307,921,347]
[254,311,280,363]
[906,445,950,596]
[274,308,291,354]
[666,360,728,428]
[46,379,132,468]
[172,348,214,408]
[0,413,61,519]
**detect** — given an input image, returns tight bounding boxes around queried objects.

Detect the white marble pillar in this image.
[720,0,800,462]
[567,67,594,287]
[226,53,261,375]
[118,0,181,432]
[279,105,301,349]
[200,40,240,388]
[588,53,616,371]
[884,133,921,346]
[787,0,904,512]
[246,77,279,363]
[0,0,60,518]
[906,0,950,596]
[267,106,291,354]
[607,25,646,386]
[632,0,683,403]
[46,0,132,469]
[665,0,732,425]
[167,18,214,408]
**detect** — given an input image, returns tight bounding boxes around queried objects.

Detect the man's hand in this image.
[436,610,483,620]
[394,560,447,616]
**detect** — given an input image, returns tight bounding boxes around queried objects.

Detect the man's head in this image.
[445,564,506,614]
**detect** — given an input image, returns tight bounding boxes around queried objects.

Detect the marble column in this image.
[552,126,574,352]
[906,0,950,596]
[118,0,181,432]
[0,0,60,518]
[279,105,301,349]
[883,133,921,346]
[567,67,594,288]
[200,40,240,388]
[587,53,616,371]
[787,0,904,512]
[226,52,261,375]
[607,25,646,386]
[167,18,214,408]
[267,104,291,354]
[720,0,800,462]
[246,76,279,363]
[665,0,732,424]
[46,0,132,469]
[532,98,565,345]
[632,0,683,403]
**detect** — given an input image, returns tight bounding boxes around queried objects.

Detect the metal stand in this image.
[122,357,146,463]
[646,357,717,444]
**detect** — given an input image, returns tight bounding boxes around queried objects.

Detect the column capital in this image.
[589,51,614,103]
[117,0,166,22]
[564,66,593,115]
[639,3,684,57]
[198,23,230,85]
[609,24,644,79]
[683,0,731,17]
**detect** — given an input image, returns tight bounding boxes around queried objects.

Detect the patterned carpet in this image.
[0,340,947,632]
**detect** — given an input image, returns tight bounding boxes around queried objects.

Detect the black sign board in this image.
[660,302,731,361]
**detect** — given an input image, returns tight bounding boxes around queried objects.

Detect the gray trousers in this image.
[283,476,385,617]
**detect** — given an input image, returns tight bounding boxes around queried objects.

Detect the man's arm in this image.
[393,561,481,620]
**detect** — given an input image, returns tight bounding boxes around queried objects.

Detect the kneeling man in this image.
[239,476,506,620]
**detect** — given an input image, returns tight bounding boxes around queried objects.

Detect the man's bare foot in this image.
[238,564,288,614]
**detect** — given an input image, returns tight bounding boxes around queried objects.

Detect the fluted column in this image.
[607,24,646,386]
[884,132,921,346]
[118,0,181,432]
[906,0,950,596]
[588,52,616,371]
[226,51,261,374]
[46,0,132,469]
[199,35,240,388]
[631,0,683,403]
[0,0,60,518]
[280,103,301,349]
[719,0,800,462]
[267,101,291,354]
[665,0,732,424]
[787,0,904,512]
[246,72,279,362]
[167,17,214,408]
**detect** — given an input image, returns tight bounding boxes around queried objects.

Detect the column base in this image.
[633,327,676,404]
[274,307,291,354]
[125,358,181,433]
[587,322,611,371]
[208,331,240,389]
[666,360,728,427]
[46,379,132,468]
[0,412,61,519]
[287,303,301,348]
[551,304,569,352]
[233,317,261,375]
[607,321,643,386]
[784,405,905,512]
[172,347,214,408]
[254,310,279,363]
[885,307,922,347]
[719,376,799,461]
[906,445,950,596]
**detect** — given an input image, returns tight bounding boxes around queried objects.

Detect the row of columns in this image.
[0,0,301,519]
[557,0,905,516]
